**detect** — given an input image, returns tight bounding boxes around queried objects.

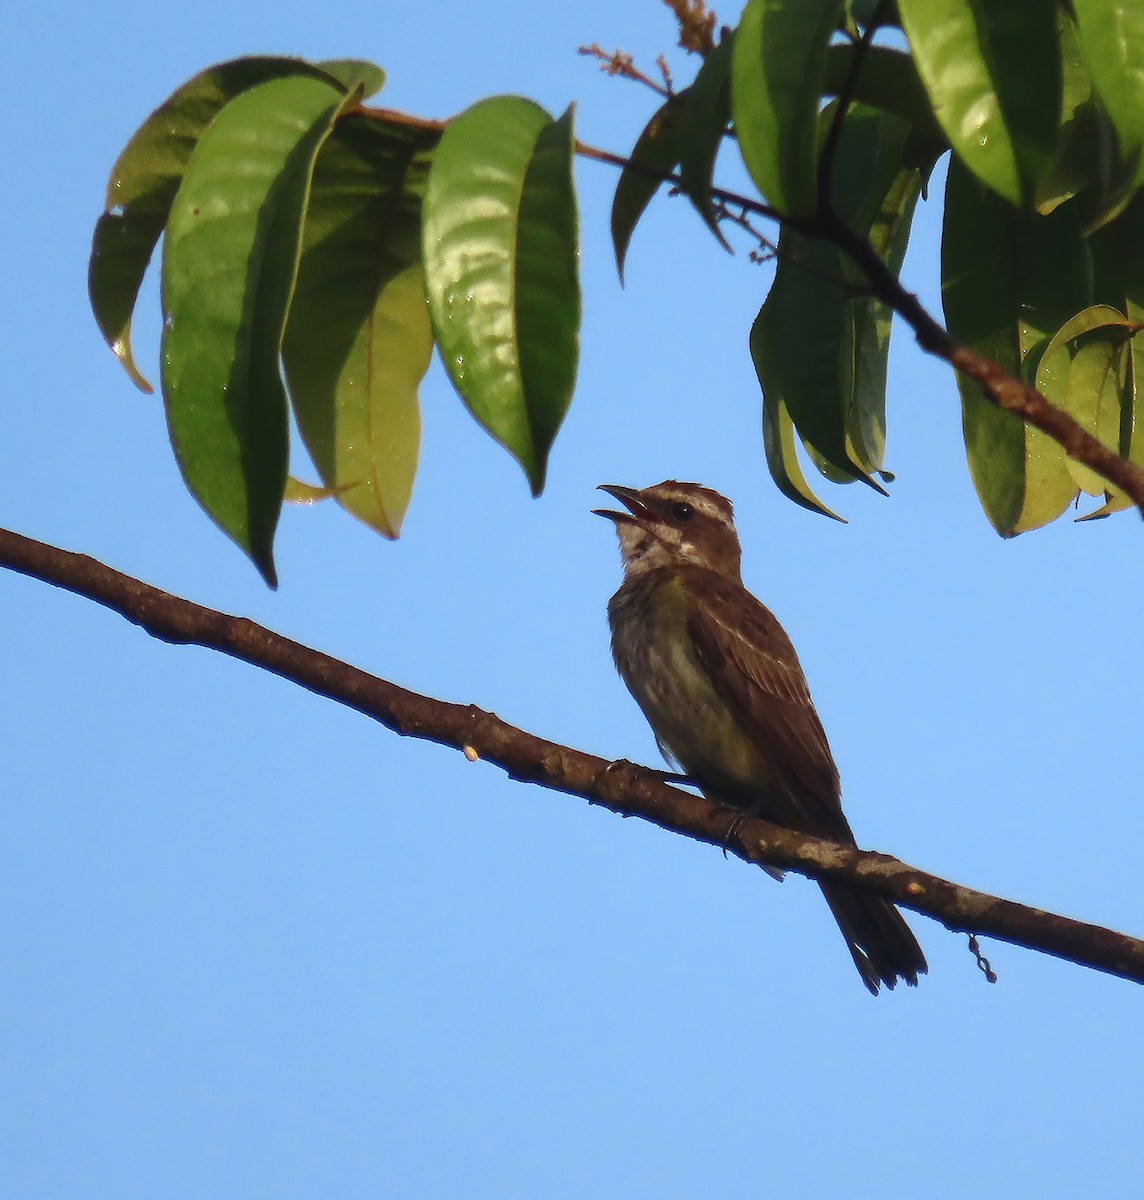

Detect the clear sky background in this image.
[4,2,1143,1197]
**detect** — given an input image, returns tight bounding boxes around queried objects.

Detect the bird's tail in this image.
[819,881,928,995]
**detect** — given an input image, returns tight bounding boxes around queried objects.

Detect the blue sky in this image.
[3,2,1143,1197]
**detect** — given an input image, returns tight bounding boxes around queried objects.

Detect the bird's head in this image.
[593,480,742,579]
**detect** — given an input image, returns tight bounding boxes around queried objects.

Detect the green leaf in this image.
[1036,306,1138,503]
[1064,334,1132,495]
[732,0,846,214]
[89,56,375,392]
[834,105,932,475]
[283,116,438,539]
[284,476,354,503]
[316,59,386,96]
[898,0,1061,205]
[611,93,687,281]
[679,32,735,247]
[161,74,354,585]
[423,97,580,495]
[822,44,945,144]
[1090,192,1144,500]
[941,159,1092,535]
[754,229,871,487]
[1073,0,1144,184]
[750,104,928,511]
[751,306,845,521]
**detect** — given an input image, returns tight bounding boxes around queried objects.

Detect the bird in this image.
[594,479,926,994]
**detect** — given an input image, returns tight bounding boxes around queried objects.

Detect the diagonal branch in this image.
[3,523,1142,986]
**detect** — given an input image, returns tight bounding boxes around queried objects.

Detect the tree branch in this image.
[3,524,1142,987]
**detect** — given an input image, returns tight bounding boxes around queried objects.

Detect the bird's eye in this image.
[671,502,694,522]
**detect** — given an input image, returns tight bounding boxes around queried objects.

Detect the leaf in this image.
[750,104,928,511]
[822,44,945,144]
[732,0,846,214]
[1064,335,1132,495]
[161,74,354,585]
[1073,0,1144,184]
[423,97,580,495]
[283,116,438,539]
[1036,306,1138,501]
[834,105,932,475]
[1090,192,1144,499]
[751,306,845,521]
[284,476,354,504]
[678,31,735,247]
[89,56,376,392]
[941,158,1092,535]
[611,93,687,281]
[316,59,386,96]
[897,0,1061,206]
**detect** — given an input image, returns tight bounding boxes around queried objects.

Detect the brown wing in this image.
[683,568,855,843]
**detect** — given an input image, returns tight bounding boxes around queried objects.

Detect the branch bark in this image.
[3,524,1142,987]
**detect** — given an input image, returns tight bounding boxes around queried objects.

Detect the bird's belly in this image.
[623,631,773,795]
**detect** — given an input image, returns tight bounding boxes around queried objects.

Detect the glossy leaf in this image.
[822,44,945,144]
[898,0,1061,205]
[732,0,846,214]
[283,117,437,539]
[942,159,1092,535]
[89,56,379,392]
[751,307,845,521]
[611,93,687,281]
[1073,0,1144,184]
[161,75,353,585]
[679,31,734,247]
[751,104,926,509]
[423,97,580,495]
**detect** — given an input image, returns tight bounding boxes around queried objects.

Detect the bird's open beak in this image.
[592,484,653,524]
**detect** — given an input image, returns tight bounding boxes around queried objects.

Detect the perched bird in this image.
[594,480,926,994]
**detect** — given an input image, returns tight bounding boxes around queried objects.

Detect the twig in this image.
[578,44,671,97]
[816,0,888,215]
[2,525,1142,986]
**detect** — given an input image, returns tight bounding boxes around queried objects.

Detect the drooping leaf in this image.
[732,0,846,214]
[678,31,735,246]
[161,75,354,585]
[283,116,438,539]
[423,97,580,495]
[751,307,845,521]
[1073,0,1144,185]
[751,104,928,509]
[941,158,1092,535]
[898,0,1061,206]
[611,92,688,281]
[89,56,377,392]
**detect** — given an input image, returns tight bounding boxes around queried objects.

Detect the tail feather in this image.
[819,881,927,995]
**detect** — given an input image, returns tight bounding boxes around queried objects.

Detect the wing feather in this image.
[683,568,854,842]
